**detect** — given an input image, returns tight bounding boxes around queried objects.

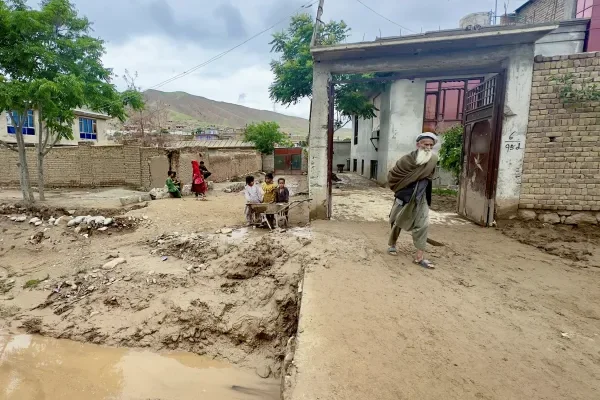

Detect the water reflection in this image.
[0,334,279,400]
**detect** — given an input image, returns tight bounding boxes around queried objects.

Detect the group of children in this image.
[166,160,212,200]
[244,173,289,225]
[165,165,290,226]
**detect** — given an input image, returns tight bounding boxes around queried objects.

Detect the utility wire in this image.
[148,0,319,90]
[354,0,418,35]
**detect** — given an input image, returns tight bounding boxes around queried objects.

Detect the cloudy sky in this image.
[40,0,526,119]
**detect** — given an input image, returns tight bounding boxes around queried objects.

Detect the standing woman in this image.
[191,160,207,200]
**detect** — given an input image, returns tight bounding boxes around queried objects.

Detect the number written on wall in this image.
[505,131,522,152]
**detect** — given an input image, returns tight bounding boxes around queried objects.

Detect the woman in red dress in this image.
[191,160,207,200]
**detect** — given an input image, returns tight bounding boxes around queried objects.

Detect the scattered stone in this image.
[48,217,56,225]
[103,218,114,226]
[71,216,84,225]
[9,216,17,221]
[256,365,271,379]
[87,285,95,291]
[123,276,132,282]
[102,257,127,270]
[74,227,82,234]
[537,213,561,224]
[120,194,152,206]
[97,227,108,232]
[34,221,42,226]
[148,270,155,275]
[94,216,106,226]
[149,187,170,200]
[83,234,89,239]
[152,278,157,284]
[220,228,233,235]
[224,182,245,193]
[89,311,100,318]
[143,215,149,220]
[518,210,537,221]
[29,217,41,224]
[68,210,76,215]
[15,216,26,222]
[186,266,194,271]
[564,213,598,226]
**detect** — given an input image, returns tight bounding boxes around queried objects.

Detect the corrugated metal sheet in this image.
[168,139,255,149]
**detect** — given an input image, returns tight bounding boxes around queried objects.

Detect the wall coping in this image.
[534,52,600,63]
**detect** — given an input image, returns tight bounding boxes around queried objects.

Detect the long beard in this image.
[415,149,432,165]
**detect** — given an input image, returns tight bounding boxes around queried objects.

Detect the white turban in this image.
[416,132,438,144]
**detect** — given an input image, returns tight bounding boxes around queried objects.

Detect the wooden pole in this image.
[311,0,325,47]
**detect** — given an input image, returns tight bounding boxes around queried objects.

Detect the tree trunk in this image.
[14,128,34,204]
[37,107,46,201]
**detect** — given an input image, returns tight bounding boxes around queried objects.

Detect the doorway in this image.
[370,160,378,180]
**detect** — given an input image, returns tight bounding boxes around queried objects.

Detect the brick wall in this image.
[516,0,565,23]
[207,149,262,181]
[520,53,600,213]
[0,145,261,190]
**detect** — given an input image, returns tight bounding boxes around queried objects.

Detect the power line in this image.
[354,0,418,35]
[148,0,319,91]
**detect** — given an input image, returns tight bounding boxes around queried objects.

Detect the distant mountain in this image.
[135,89,352,138]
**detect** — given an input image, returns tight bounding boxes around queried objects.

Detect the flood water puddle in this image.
[0,334,279,400]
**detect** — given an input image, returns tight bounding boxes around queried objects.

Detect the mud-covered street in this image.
[1,174,599,400]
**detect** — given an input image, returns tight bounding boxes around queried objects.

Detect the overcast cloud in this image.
[36,0,528,119]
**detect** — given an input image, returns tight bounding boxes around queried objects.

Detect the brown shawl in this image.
[387,150,438,193]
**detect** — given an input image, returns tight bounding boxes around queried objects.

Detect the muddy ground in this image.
[1,173,600,399]
[0,183,311,380]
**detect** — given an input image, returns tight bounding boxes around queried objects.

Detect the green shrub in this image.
[438,125,463,183]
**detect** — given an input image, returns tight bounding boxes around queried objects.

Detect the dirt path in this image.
[284,174,600,400]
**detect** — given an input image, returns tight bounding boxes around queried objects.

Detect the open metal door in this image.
[458,73,505,226]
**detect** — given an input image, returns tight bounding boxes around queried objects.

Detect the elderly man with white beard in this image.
[387,132,438,269]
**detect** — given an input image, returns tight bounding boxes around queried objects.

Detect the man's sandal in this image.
[387,247,398,256]
[414,259,435,269]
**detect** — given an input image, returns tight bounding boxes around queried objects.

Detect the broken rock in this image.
[102,257,127,270]
[256,365,272,379]
[537,213,560,224]
[564,213,598,226]
[518,210,537,221]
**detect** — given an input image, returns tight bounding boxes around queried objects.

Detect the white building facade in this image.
[0,108,110,146]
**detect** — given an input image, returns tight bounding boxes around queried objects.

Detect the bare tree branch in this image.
[0,140,18,152]
[42,131,61,156]
[334,117,351,133]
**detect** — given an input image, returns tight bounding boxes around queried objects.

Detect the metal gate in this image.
[274,148,303,175]
[458,74,505,226]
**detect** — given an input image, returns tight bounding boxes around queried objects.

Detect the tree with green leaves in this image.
[0,0,143,203]
[269,14,383,130]
[438,124,463,184]
[244,121,292,154]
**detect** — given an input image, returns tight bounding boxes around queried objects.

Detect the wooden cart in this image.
[247,199,310,230]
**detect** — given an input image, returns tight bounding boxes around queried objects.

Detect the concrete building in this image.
[332,141,351,171]
[308,23,563,223]
[0,109,110,146]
